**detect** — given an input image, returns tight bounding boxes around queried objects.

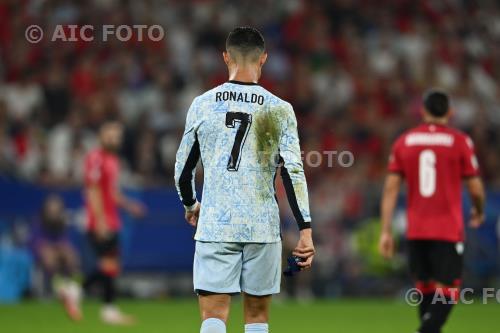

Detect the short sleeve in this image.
[459,135,480,178]
[84,153,103,185]
[387,137,404,175]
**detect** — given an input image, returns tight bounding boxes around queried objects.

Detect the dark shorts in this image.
[87,232,119,258]
[408,240,463,286]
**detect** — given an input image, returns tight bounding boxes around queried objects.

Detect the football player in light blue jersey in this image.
[174,27,315,333]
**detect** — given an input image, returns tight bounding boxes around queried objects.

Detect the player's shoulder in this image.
[85,148,110,165]
[188,83,232,114]
[85,148,101,159]
[194,84,224,102]
[181,87,218,121]
[392,127,414,147]
[445,126,475,149]
[443,126,471,140]
[391,124,430,149]
[258,86,293,110]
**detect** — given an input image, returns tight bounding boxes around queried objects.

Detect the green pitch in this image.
[1,299,498,333]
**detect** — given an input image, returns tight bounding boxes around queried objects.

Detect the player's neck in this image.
[100,146,117,155]
[423,116,448,126]
[228,64,260,84]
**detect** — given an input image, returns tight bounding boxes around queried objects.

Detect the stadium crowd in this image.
[1,0,500,295]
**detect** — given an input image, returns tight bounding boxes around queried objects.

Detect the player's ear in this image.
[446,107,454,120]
[419,106,427,119]
[223,51,231,65]
[259,52,267,67]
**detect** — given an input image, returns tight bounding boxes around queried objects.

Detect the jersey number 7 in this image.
[225,112,252,171]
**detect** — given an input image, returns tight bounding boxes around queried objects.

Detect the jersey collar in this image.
[227,80,259,86]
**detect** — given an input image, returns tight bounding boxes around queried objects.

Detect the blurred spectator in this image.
[31,195,81,298]
[46,109,95,184]
[2,69,43,122]
[43,63,71,127]
[0,0,498,189]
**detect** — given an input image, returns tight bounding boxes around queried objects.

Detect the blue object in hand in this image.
[283,255,304,277]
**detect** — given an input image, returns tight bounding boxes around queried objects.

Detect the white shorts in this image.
[193,241,282,296]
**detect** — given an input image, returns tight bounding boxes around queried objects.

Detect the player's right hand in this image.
[469,207,485,229]
[128,201,147,218]
[96,219,111,240]
[185,202,200,227]
[378,231,394,259]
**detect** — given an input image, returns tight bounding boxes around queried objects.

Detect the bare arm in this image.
[115,190,145,218]
[115,190,131,209]
[87,185,108,237]
[379,173,402,259]
[465,176,486,228]
[381,173,402,234]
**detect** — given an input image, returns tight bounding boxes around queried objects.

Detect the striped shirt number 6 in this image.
[419,149,436,197]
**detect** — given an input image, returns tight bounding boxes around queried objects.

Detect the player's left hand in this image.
[469,207,485,228]
[185,202,201,227]
[293,229,315,270]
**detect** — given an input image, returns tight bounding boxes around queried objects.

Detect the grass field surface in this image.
[1,299,498,333]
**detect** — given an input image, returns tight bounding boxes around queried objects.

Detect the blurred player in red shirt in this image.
[378,91,485,333]
[82,120,145,325]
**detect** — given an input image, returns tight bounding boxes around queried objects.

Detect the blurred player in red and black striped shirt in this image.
[378,91,486,333]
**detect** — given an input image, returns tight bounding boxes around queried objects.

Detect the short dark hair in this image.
[226,27,265,58]
[99,117,122,131]
[423,90,449,117]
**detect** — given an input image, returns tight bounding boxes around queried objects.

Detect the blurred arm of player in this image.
[115,190,146,218]
[379,173,402,259]
[174,98,201,227]
[280,104,315,270]
[465,177,485,228]
[462,136,486,228]
[87,185,109,240]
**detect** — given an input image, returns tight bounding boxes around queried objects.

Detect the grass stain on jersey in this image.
[254,108,286,167]
[254,109,280,166]
[253,107,283,202]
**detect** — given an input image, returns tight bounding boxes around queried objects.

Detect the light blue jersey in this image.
[174,81,311,243]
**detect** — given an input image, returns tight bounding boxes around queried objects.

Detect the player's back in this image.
[175,80,310,243]
[389,123,479,242]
